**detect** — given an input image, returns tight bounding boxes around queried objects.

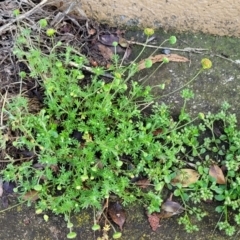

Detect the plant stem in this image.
[159,69,203,99]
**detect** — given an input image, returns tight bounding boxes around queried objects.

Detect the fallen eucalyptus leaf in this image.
[138,54,189,70]
[171,168,199,187]
[209,164,226,184]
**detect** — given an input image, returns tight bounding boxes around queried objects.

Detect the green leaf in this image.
[34,184,42,191]
[215,195,225,201]
[174,189,181,197]
[116,161,123,167]
[113,232,122,239]
[155,182,163,191]
[92,224,101,231]
[67,232,77,239]
[215,205,224,213]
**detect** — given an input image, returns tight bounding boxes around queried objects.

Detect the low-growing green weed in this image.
[1,22,240,238]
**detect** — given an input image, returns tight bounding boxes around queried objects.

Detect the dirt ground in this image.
[1,198,239,240]
[1,1,240,240]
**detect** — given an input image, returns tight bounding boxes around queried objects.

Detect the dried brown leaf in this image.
[98,44,113,60]
[138,54,189,70]
[118,37,129,48]
[135,178,151,188]
[160,200,184,217]
[147,213,160,231]
[108,202,126,231]
[22,190,39,201]
[152,128,163,136]
[209,164,226,184]
[171,168,199,187]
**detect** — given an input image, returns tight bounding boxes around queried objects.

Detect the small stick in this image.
[69,61,114,79]
[0,91,8,127]
[128,40,209,53]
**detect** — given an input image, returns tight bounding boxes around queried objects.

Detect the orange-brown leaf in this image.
[138,54,189,70]
[209,164,226,184]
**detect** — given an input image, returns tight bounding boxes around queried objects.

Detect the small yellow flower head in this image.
[46,28,56,37]
[144,28,154,37]
[201,58,212,69]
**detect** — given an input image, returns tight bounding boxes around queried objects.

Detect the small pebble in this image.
[161,49,171,55]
